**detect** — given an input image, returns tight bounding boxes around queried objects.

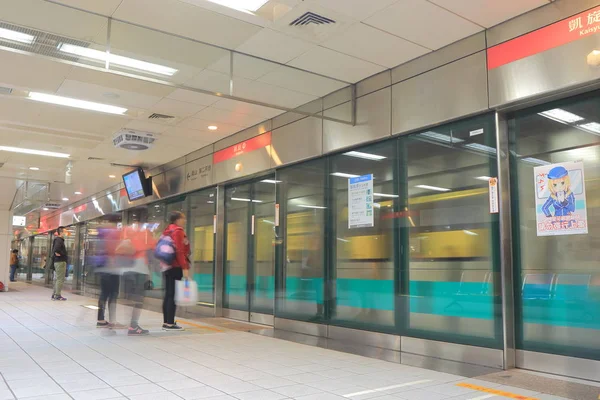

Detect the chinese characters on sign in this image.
[534,161,588,237]
[348,174,374,229]
[488,177,499,214]
[186,164,211,182]
[569,8,600,35]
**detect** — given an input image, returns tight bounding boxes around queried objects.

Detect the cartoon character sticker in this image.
[534,161,588,236]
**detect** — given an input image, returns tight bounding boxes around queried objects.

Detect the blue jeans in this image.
[9,265,17,281]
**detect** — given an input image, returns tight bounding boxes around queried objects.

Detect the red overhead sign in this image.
[488,6,600,70]
[213,132,271,164]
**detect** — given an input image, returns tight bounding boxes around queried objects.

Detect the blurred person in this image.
[96,225,123,329]
[161,211,190,331]
[51,227,68,301]
[9,249,18,282]
[122,225,152,336]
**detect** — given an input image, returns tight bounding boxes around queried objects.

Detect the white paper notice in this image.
[489,177,499,214]
[348,174,374,229]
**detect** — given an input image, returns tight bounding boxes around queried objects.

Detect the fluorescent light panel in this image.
[464,143,497,155]
[578,122,600,134]
[0,146,70,158]
[343,151,386,161]
[463,230,479,236]
[539,108,584,124]
[0,27,34,44]
[297,205,326,209]
[29,92,127,115]
[207,0,269,12]
[58,44,178,76]
[475,176,492,181]
[521,157,551,166]
[331,172,360,178]
[231,197,262,203]
[418,131,464,143]
[261,179,282,184]
[415,184,451,192]
[374,193,398,198]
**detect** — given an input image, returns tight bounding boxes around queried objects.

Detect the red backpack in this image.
[0,281,5,292]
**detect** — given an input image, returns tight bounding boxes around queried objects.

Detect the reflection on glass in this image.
[252,180,276,315]
[225,184,250,311]
[511,94,600,360]
[331,142,396,330]
[404,115,501,347]
[31,234,50,285]
[276,160,326,321]
[189,189,217,304]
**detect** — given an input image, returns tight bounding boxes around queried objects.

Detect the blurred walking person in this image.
[123,225,152,336]
[161,211,190,331]
[9,249,19,282]
[51,227,68,301]
[96,224,122,329]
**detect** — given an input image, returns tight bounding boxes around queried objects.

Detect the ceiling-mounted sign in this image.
[348,174,374,229]
[488,5,600,69]
[213,132,272,164]
[12,216,26,226]
[534,161,588,236]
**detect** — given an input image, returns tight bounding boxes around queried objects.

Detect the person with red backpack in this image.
[159,211,190,331]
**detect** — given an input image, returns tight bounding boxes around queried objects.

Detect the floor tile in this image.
[272,384,323,397]
[171,386,225,399]
[70,388,123,400]
[231,389,289,400]
[0,389,13,400]
[114,383,167,396]
[158,378,205,390]
[249,377,296,389]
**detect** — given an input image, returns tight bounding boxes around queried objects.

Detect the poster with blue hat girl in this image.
[534,161,588,236]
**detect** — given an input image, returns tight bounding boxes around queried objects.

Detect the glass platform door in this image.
[224,176,276,324]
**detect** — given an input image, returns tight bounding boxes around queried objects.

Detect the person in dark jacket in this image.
[9,249,19,282]
[162,211,190,331]
[52,226,68,301]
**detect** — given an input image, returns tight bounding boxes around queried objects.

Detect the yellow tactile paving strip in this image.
[456,383,539,400]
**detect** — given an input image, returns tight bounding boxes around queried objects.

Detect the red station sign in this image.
[213,132,272,164]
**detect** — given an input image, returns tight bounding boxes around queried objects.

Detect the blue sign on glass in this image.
[348,174,374,229]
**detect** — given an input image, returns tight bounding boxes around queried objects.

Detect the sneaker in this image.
[128,326,150,336]
[96,321,110,328]
[54,296,67,301]
[162,324,185,331]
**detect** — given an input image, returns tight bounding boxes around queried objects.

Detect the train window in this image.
[401,114,502,348]
[275,159,326,322]
[330,142,397,331]
[510,92,600,360]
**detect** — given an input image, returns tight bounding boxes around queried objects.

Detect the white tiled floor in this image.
[0,283,570,400]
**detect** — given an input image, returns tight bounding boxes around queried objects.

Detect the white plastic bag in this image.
[175,279,198,306]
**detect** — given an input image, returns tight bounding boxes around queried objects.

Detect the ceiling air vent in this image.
[149,113,175,120]
[290,12,335,26]
[88,157,105,161]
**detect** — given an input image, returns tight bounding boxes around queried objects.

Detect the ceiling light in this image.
[109,175,116,178]
[0,146,70,158]
[578,122,600,134]
[208,125,218,131]
[475,176,492,181]
[418,131,464,143]
[58,43,178,76]
[415,184,451,192]
[521,157,551,166]
[74,191,82,195]
[464,143,497,155]
[343,151,386,161]
[331,172,360,178]
[206,0,269,13]
[62,197,69,201]
[538,108,584,124]
[374,193,398,198]
[42,208,49,211]
[28,92,128,115]
[29,167,39,171]
[297,205,327,209]
[261,179,281,184]
[463,230,479,236]
[0,27,35,44]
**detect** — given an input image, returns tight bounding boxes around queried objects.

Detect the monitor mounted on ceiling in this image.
[122,168,152,201]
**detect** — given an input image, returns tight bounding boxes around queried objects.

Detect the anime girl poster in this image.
[534,161,588,236]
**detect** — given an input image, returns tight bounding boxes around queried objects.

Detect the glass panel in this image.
[17,238,30,280]
[189,189,217,305]
[276,159,326,321]
[403,115,502,347]
[252,179,276,314]
[62,226,77,290]
[225,184,251,311]
[31,234,49,285]
[511,93,600,360]
[145,204,166,297]
[330,142,397,331]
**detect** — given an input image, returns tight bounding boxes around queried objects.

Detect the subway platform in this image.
[0,283,596,400]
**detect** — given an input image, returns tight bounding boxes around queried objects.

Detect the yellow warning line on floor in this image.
[457,383,539,400]
[176,320,224,332]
